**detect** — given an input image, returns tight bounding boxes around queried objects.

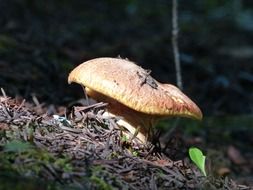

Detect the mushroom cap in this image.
[68,57,202,120]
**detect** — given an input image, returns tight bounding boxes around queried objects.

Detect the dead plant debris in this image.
[0,96,251,190]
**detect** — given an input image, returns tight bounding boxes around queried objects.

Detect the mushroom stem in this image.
[102,111,151,143]
[85,87,156,143]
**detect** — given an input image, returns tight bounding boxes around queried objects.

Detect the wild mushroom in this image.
[68,57,202,143]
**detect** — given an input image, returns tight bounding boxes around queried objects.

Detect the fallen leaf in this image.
[217,167,230,176]
[0,122,9,130]
[153,159,173,167]
[227,145,246,165]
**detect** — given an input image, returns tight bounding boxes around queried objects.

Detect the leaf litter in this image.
[0,96,251,190]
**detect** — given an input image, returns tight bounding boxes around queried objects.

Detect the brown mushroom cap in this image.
[68,57,202,120]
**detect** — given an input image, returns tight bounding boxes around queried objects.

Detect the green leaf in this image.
[189,147,207,176]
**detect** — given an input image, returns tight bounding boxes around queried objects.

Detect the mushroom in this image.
[68,57,202,143]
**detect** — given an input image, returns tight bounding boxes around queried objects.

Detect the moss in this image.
[90,176,113,190]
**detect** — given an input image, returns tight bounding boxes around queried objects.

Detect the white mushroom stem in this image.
[85,87,158,143]
[102,111,147,143]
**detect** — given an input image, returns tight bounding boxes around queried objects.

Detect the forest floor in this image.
[0,95,252,190]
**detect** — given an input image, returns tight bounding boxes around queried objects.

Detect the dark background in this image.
[1,0,253,116]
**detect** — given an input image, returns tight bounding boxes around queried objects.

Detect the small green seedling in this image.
[189,147,207,176]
